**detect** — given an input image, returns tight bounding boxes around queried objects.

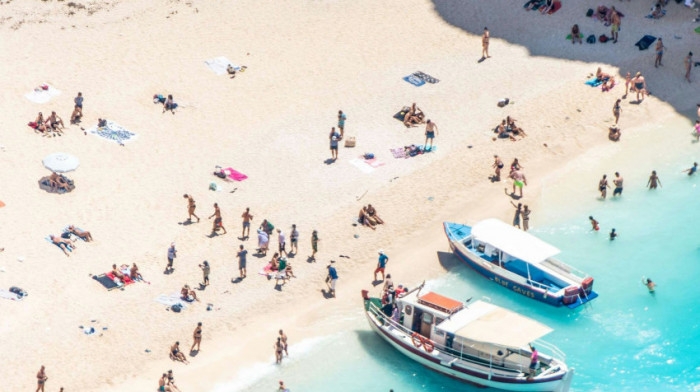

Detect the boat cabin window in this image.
[463,237,473,248]
[422,312,434,325]
[433,318,445,336]
[476,243,486,253]
[404,305,412,316]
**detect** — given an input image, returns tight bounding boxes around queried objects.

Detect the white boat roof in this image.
[471,218,560,264]
[436,300,553,348]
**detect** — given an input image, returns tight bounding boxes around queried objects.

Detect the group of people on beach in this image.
[29,92,83,137]
[358,204,384,230]
[494,116,526,141]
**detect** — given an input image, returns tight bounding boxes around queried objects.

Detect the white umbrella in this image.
[43,153,80,173]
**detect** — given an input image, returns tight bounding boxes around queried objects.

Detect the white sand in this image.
[0,0,698,390]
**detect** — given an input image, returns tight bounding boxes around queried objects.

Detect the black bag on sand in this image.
[587,35,596,44]
[586,8,594,17]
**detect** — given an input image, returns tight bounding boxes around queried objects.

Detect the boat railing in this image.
[543,258,590,281]
[367,302,528,376]
[532,339,566,363]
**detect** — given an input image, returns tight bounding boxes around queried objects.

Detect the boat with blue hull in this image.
[443,219,598,309]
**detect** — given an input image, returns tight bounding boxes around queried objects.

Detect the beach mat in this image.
[93,274,120,291]
[412,71,439,84]
[204,57,240,76]
[403,74,425,87]
[221,167,248,181]
[585,78,603,87]
[349,159,375,173]
[24,84,61,104]
[393,106,410,121]
[0,289,22,301]
[635,35,656,50]
[364,157,386,168]
[88,121,137,145]
[155,292,189,309]
[391,148,407,159]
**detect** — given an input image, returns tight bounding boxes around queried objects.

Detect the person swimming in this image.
[683,162,698,176]
[589,216,599,231]
[645,278,656,293]
[609,228,617,241]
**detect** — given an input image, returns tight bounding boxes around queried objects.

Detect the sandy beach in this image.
[1,0,698,391]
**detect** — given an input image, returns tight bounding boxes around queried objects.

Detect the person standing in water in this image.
[645,278,656,294]
[613,172,624,197]
[481,27,490,60]
[612,99,622,125]
[208,203,227,235]
[522,205,531,231]
[36,365,48,392]
[424,119,438,150]
[589,216,600,231]
[598,175,610,198]
[183,194,200,222]
[647,171,662,189]
[274,337,284,364]
[510,201,522,229]
[279,329,289,356]
[609,228,618,241]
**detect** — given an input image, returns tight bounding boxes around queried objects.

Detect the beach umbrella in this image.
[42,153,80,173]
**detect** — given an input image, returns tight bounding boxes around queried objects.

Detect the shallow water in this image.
[218,120,700,392]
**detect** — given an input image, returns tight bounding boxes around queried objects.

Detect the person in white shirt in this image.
[277,229,287,256]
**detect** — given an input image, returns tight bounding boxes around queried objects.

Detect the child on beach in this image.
[647,171,662,189]
[589,216,600,231]
[693,120,700,141]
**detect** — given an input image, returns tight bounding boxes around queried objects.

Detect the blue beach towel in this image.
[63,226,87,241]
[403,74,426,87]
[45,236,74,252]
[635,35,656,51]
[585,78,603,87]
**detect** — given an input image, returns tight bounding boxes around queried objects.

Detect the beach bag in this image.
[344,136,356,147]
[364,153,375,159]
[171,304,182,312]
[586,35,596,44]
[9,286,27,297]
[599,35,608,43]
[209,182,218,191]
[586,8,594,17]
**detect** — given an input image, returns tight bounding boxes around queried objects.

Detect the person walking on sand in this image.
[36,365,47,392]
[274,337,284,364]
[683,162,698,176]
[598,175,610,198]
[183,194,200,223]
[166,242,177,273]
[279,329,289,356]
[589,216,600,231]
[655,38,665,68]
[311,230,319,261]
[509,170,527,198]
[71,92,83,123]
[613,99,622,125]
[424,120,438,150]
[481,27,490,60]
[613,172,624,197]
[510,202,522,229]
[493,155,504,181]
[329,127,340,161]
[198,261,210,286]
[326,264,338,297]
[290,224,299,255]
[277,229,287,256]
[338,110,347,139]
[685,52,694,83]
[208,203,226,235]
[647,171,662,189]
[610,7,620,43]
[374,250,389,282]
[623,72,631,99]
[522,205,531,231]
[241,207,253,239]
[190,322,203,353]
[237,244,248,278]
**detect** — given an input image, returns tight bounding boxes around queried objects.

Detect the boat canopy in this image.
[436,301,553,348]
[471,219,560,264]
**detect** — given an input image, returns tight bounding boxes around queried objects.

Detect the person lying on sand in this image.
[68,225,93,241]
[595,67,612,83]
[181,284,199,302]
[366,204,384,224]
[170,342,189,364]
[50,235,73,257]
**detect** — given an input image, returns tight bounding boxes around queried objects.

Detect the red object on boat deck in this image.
[562,286,579,305]
[581,277,594,295]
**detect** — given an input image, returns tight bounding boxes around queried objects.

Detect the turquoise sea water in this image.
[222,128,700,391]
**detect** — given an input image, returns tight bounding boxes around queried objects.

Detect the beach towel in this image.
[88,120,138,145]
[155,292,189,309]
[349,159,375,174]
[204,57,240,76]
[0,289,22,301]
[45,236,74,252]
[93,274,120,291]
[363,157,386,168]
[567,33,584,40]
[548,1,562,14]
[221,167,248,181]
[394,107,411,121]
[258,263,276,277]
[403,74,425,87]
[391,148,407,159]
[411,71,439,84]
[585,78,603,87]
[24,84,61,104]
[635,35,656,51]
